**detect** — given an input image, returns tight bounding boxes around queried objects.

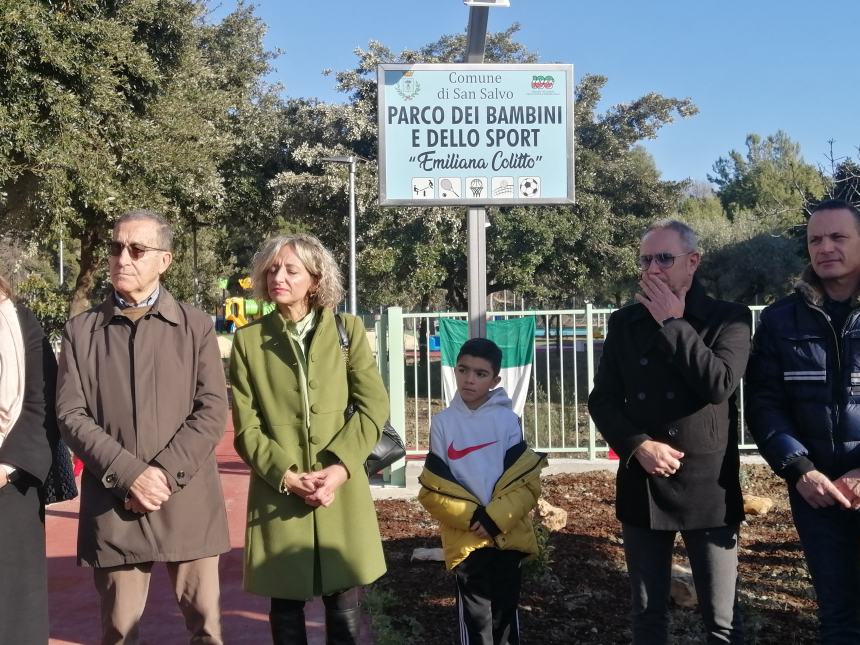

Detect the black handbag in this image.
[334,314,406,476]
[42,437,78,505]
[364,420,406,476]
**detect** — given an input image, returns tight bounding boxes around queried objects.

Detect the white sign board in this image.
[377,63,574,206]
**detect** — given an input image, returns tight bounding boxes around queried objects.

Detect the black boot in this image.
[270,606,308,645]
[325,607,361,645]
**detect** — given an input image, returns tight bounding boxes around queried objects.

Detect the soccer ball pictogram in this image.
[519,177,540,197]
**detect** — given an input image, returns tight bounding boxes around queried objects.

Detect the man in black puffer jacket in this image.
[747,198,860,644]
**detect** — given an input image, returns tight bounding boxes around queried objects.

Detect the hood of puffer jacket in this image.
[448,385,513,415]
[795,265,860,308]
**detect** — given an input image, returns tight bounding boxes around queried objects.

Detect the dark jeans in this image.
[789,487,860,644]
[622,523,743,645]
[454,548,525,645]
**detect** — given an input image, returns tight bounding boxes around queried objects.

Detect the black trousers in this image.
[622,523,743,645]
[454,548,525,645]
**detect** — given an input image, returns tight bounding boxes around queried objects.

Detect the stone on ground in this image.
[670,563,698,608]
[411,547,445,562]
[743,494,774,515]
[536,498,568,532]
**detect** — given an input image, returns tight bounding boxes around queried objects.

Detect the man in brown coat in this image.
[57,210,230,645]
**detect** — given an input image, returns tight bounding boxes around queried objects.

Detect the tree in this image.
[687,202,806,304]
[16,273,70,340]
[266,26,697,310]
[0,0,275,314]
[709,131,826,231]
[829,158,860,206]
[205,3,289,282]
[690,132,834,304]
[707,232,805,304]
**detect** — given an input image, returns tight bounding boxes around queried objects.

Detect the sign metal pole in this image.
[466,5,489,339]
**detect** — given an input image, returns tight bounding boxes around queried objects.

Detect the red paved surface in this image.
[46,421,371,644]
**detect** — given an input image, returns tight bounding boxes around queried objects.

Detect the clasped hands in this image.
[798,468,860,510]
[635,274,686,325]
[125,466,171,514]
[284,463,349,508]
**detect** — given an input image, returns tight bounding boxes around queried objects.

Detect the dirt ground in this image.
[371,464,818,644]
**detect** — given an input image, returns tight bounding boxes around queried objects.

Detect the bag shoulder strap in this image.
[335,313,350,367]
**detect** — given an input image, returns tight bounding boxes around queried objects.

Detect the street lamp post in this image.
[320,155,368,315]
[187,215,212,307]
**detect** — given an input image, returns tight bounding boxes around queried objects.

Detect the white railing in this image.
[379,304,767,459]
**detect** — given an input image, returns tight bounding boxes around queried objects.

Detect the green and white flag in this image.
[439,317,535,417]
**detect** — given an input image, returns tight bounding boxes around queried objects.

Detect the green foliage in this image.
[207,3,289,279]
[522,523,556,581]
[0,238,59,288]
[705,230,805,304]
[688,131,829,304]
[162,224,226,309]
[709,131,826,230]
[364,583,425,645]
[0,0,277,314]
[5,10,777,312]
[16,273,69,339]
[681,195,806,304]
[830,159,860,206]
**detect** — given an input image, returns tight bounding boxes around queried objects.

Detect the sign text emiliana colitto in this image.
[377,63,574,207]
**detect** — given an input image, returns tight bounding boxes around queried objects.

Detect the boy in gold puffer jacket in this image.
[418,338,546,645]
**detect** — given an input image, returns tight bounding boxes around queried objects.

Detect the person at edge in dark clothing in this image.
[747,198,860,644]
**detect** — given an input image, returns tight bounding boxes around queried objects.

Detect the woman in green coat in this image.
[230,234,388,644]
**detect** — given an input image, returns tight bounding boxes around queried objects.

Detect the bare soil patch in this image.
[372,464,816,644]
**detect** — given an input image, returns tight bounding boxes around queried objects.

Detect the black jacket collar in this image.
[795,265,860,309]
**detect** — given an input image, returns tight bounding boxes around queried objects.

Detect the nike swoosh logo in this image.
[447,440,498,460]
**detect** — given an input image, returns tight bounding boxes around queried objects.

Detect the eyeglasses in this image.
[107,241,168,260]
[638,251,694,270]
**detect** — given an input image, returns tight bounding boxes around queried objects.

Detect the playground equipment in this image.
[224,296,275,331]
[218,275,276,332]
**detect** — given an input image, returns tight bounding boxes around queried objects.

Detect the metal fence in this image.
[377,304,767,460]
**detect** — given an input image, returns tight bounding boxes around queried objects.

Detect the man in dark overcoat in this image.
[588,219,750,644]
[56,210,229,645]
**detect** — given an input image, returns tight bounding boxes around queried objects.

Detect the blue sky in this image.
[210,0,859,182]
